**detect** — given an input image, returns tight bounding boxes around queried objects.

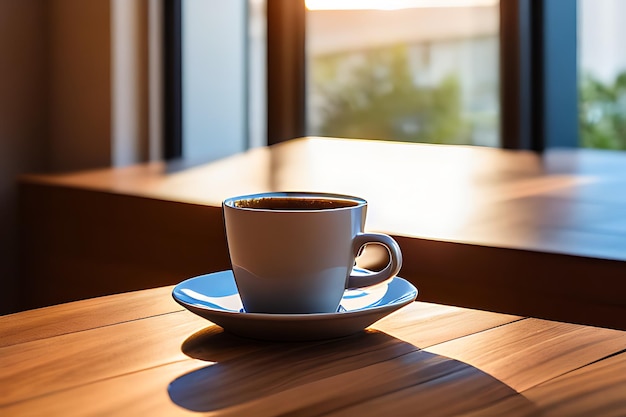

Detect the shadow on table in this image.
[168,325,541,416]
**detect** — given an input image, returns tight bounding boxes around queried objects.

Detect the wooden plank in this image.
[0,286,179,347]
[0,335,512,417]
[372,301,523,347]
[424,318,626,392]
[320,362,530,417]
[0,328,421,416]
[171,330,424,415]
[0,360,202,417]
[524,351,626,417]
[3,295,624,416]
[169,346,522,417]
[0,300,524,415]
[0,311,210,406]
[457,352,626,417]
[252,353,511,417]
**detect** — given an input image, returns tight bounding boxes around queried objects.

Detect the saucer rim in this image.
[172,270,418,321]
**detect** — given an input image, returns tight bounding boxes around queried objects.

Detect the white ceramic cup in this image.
[222,192,403,314]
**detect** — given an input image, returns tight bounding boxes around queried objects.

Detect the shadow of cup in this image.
[168,326,541,416]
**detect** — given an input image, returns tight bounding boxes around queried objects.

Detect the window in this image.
[263,0,582,151]
[579,0,626,150]
[167,0,621,157]
[164,0,259,163]
[305,0,501,147]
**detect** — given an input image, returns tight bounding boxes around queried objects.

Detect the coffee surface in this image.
[234,197,358,210]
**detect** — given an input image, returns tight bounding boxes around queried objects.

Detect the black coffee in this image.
[234,197,358,210]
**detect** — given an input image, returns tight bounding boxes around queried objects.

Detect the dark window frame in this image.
[163,0,183,159]
[266,0,306,145]
[501,0,578,151]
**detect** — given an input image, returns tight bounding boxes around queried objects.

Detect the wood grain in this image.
[320,362,532,417]
[424,318,626,392]
[524,351,626,417]
[1,332,516,417]
[0,311,208,406]
[1,284,626,416]
[205,350,515,417]
[372,301,523,347]
[457,352,626,417]
[0,286,179,347]
[0,360,202,417]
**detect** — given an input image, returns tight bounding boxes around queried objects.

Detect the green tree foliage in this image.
[311,45,471,145]
[580,71,626,150]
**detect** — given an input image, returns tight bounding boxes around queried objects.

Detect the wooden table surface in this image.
[19,138,626,329]
[2,284,625,416]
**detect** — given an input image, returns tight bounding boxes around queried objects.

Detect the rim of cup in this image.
[223,191,367,212]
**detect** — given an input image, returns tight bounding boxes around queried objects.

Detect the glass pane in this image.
[305,0,500,146]
[579,0,626,150]
[182,0,248,162]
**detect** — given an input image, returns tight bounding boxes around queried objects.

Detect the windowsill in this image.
[22,137,626,259]
[19,137,626,329]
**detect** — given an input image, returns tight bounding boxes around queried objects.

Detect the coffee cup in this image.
[222,192,402,314]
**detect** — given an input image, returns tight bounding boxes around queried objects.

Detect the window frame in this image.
[163,0,183,159]
[501,0,578,150]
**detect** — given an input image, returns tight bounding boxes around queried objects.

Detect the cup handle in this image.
[347,232,403,288]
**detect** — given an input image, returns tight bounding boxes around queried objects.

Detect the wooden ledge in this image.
[19,138,626,329]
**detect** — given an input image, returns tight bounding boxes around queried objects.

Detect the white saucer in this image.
[172,270,418,341]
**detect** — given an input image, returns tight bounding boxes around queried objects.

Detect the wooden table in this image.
[19,137,626,329]
[2,285,625,416]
